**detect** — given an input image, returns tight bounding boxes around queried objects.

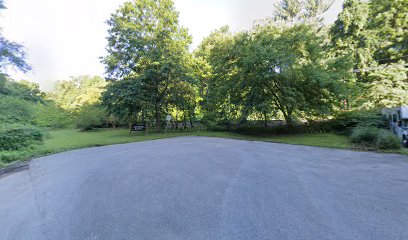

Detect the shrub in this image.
[0,125,45,151]
[75,105,107,131]
[350,126,379,145]
[330,110,387,135]
[0,96,34,124]
[351,127,401,150]
[376,130,401,150]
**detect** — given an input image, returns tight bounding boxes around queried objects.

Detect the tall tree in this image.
[199,23,350,126]
[330,0,371,71]
[369,0,408,62]
[274,0,334,24]
[304,0,335,20]
[242,23,349,125]
[274,0,303,23]
[195,26,241,125]
[331,0,408,109]
[103,0,191,131]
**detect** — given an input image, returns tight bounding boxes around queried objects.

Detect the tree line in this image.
[1,0,407,133]
[100,0,407,131]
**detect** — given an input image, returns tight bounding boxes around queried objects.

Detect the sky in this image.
[1,0,344,91]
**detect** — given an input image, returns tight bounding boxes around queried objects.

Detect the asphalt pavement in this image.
[1,137,407,240]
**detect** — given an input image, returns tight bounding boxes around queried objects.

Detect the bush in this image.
[0,147,54,166]
[350,126,379,145]
[376,130,401,150]
[330,110,387,135]
[0,96,34,124]
[0,125,45,151]
[75,105,107,131]
[351,127,401,150]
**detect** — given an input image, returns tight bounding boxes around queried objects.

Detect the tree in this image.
[274,0,334,24]
[330,0,371,72]
[243,23,350,125]
[167,81,197,126]
[195,26,241,126]
[364,0,408,108]
[369,0,408,62]
[330,0,408,109]
[304,0,335,20]
[101,78,148,125]
[0,36,31,73]
[51,76,107,111]
[102,0,192,131]
[274,0,303,23]
[199,22,350,127]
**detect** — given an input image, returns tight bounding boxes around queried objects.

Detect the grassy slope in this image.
[1,128,407,167]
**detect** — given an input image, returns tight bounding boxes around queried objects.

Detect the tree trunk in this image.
[282,111,294,128]
[155,103,161,132]
[263,112,268,128]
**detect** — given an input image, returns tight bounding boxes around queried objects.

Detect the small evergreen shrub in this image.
[350,127,379,145]
[376,130,401,150]
[351,127,401,150]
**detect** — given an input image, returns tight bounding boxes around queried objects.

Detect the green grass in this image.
[44,128,192,151]
[191,131,351,148]
[1,128,407,168]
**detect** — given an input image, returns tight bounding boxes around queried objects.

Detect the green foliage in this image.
[1,2,30,73]
[51,75,107,111]
[0,96,34,124]
[101,79,146,123]
[330,0,408,109]
[369,0,408,62]
[364,62,408,108]
[199,23,350,127]
[331,110,387,134]
[376,130,401,150]
[274,0,334,23]
[103,0,192,131]
[351,127,401,150]
[351,126,379,145]
[0,35,31,73]
[75,105,107,131]
[0,76,44,103]
[33,102,74,128]
[0,125,44,151]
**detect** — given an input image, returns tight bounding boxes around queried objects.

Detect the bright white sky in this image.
[1,0,343,91]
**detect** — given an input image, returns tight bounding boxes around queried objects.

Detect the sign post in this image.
[165,115,172,134]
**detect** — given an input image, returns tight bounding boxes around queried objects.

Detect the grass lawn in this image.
[1,128,407,167]
[45,128,193,151]
[44,129,354,152]
[193,131,352,149]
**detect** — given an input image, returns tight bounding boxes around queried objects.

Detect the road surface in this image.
[1,137,408,240]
